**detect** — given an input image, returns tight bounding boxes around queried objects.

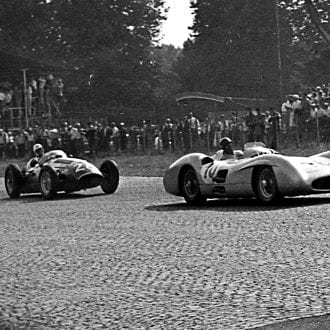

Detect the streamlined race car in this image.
[5,149,119,199]
[163,142,330,205]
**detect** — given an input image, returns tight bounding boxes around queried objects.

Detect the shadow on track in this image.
[1,192,105,203]
[146,196,330,213]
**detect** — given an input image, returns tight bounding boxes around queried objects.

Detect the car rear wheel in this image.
[5,164,23,198]
[100,160,119,194]
[39,167,58,199]
[254,167,280,204]
[180,167,206,205]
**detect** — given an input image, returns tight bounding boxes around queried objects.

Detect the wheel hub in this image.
[260,172,274,198]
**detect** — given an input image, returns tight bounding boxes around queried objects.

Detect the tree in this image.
[280,0,329,87]
[176,0,293,103]
[153,44,182,119]
[0,0,166,115]
[282,0,329,46]
[175,0,328,106]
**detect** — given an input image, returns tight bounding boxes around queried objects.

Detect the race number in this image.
[202,163,221,180]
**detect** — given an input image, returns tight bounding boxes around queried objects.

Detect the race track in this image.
[0,177,329,329]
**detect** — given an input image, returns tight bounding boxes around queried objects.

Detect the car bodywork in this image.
[163,143,330,205]
[5,150,119,199]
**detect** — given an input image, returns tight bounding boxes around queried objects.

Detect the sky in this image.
[160,0,194,47]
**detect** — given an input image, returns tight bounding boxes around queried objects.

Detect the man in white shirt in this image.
[188,112,200,151]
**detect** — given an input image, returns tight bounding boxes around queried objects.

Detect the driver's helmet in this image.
[33,143,44,157]
[219,137,232,146]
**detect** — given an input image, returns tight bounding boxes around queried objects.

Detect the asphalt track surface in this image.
[0,177,329,329]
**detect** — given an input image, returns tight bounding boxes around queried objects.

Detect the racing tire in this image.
[254,166,281,205]
[5,164,23,199]
[180,167,206,205]
[39,166,58,200]
[100,160,119,194]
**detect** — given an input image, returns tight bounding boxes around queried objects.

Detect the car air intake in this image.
[312,176,330,190]
[213,169,228,183]
[79,174,102,189]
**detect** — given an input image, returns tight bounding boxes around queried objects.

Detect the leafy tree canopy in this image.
[175,0,329,104]
[0,0,166,111]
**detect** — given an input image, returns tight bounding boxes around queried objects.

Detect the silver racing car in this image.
[5,149,119,199]
[163,143,330,205]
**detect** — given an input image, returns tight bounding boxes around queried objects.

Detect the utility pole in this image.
[21,68,29,128]
[275,0,284,108]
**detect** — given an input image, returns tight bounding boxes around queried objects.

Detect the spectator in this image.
[254,107,266,143]
[241,115,248,145]
[55,78,64,110]
[144,121,155,154]
[0,128,8,160]
[68,124,83,157]
[231,112,240,145]
[267,107,281,149]
[187,112,200,151]
[38,76,46,112]
[7,131,16,158]
[281,97,293,134]
[0,88,5,113]
[264,111,271,145]
[48,126,60,150]
[86,122,97,157]
[59,122,70,154]
[129,126,138,152]
[26,127,36,157]
[96,123,111,156]
[215,115,226,148]
[41,126,50,151]
[119,122,128,152]
[245,108,255,142]
[15,129,27,158]
[110,122,120,154]
[161,118,173,151]
[182,115,191,152]
[292,94,303,146]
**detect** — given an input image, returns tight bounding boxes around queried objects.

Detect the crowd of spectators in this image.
[280,83,330,143]
[0,84,328,161]
[0,73,64,125]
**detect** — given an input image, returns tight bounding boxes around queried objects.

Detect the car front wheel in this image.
[5,164,23,198]
[100,160,120,194]
[39,167,58,199]
[180,167,206,205]
[254,166,281,204]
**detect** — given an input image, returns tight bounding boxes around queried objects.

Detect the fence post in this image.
[21,68,29,128]
[316,111,320,146]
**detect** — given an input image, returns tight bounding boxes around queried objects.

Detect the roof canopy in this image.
[176,92,266,109]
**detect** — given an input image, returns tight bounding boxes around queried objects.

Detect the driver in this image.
[26,143,44,169]
[214,137,243,160]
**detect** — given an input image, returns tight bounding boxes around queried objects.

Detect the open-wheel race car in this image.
[163,142,330,205]
[5,150,120,199]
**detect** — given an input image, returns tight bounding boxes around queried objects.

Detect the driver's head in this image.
[33,143,44,157]
[219,137,233,154]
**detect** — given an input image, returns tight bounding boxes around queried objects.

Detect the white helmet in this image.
[219,137,232,145]
[33,143,43,153]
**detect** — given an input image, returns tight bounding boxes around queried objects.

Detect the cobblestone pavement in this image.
[0,177,329,329]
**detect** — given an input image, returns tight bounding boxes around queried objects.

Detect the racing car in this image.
[5,149,120,199]
[163,142,330,205]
